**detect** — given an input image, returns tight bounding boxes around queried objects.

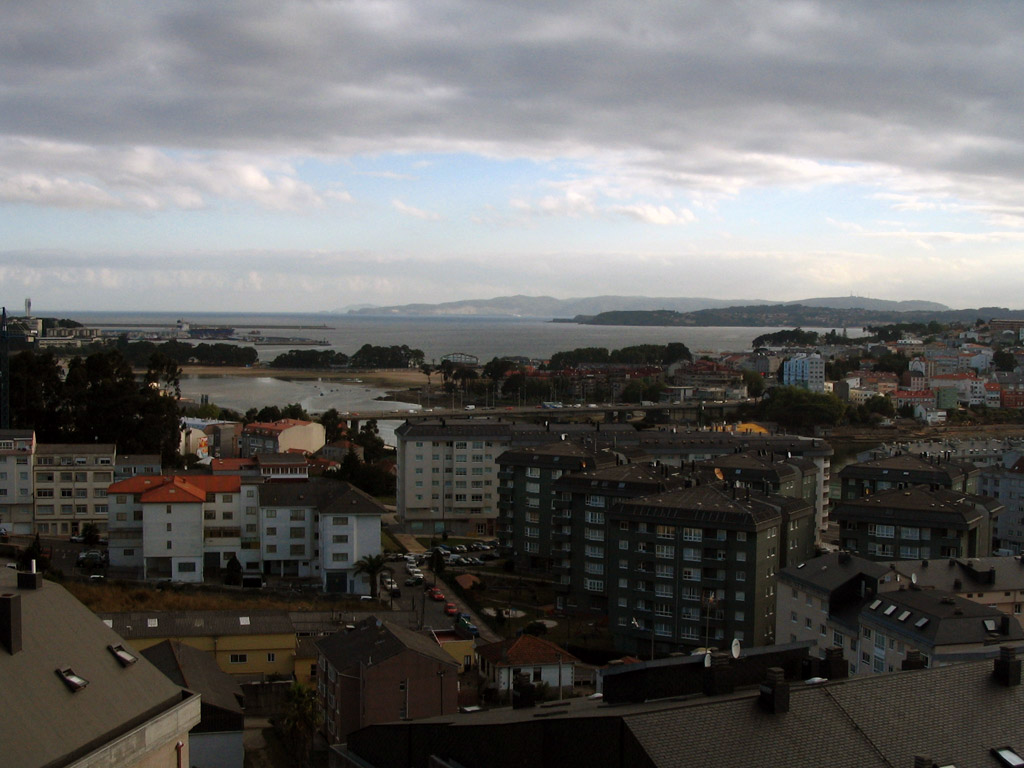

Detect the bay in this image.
[63,311,856,362]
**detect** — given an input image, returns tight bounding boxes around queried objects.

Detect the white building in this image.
[108,475,382,590]
[782,354,826,392]
[0,429,35,534]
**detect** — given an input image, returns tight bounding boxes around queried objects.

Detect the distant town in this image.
[5,304,1024,767]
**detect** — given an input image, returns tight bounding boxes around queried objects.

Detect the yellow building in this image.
[431,628,476,672]
[99,609,297,680]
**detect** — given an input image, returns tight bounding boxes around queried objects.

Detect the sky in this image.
[3,1,1024,313]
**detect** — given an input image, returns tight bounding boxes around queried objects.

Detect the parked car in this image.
[405,576,424,587]
[444,602,458,616]
[76,551,104,569]
[430,590,446,601]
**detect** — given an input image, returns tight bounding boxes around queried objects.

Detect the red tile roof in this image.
[110,474,242,496]
[211,458,256,471]
[476,634,579,668]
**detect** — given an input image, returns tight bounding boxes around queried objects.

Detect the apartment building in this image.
[496,439,620,572]
[259,479,382,591]
[0,429,35,534]
[605,483,816,656]
[107,474,252,581]
[397,419,831,537]
[108,475,382,590]
[550,462,688,617]
[782,353,825,392]
[980,454,1024,553]
[837,453,979,500]
[833,485,1003,561]
[778,552,1024,676]
[33,443,116,537]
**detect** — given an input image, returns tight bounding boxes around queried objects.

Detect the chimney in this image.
[823,646,848,680]
[914,757,933,768]
[17,571,42,590]
[838,551,851,565]
[758,667,789,714]
[993,645,1021,687]
[0,592,22,655]
[902,649,926,671]
[702,651,734,697]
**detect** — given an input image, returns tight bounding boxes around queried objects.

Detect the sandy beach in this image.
[178,365,427,391]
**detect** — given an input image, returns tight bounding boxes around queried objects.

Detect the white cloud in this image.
[614,204,696,225]
[391,198,440,220]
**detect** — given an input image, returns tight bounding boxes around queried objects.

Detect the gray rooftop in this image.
[99,609,295,639]
[0,570,190,768]
[316,615,458,672]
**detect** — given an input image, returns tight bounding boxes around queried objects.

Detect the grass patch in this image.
[62,579,369,614]
[381,529,404,553]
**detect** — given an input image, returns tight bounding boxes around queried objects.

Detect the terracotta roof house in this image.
[476,634,579,694]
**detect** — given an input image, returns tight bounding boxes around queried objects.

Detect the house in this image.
[240,419,325,458]
[142,639,245,768]
[335,645,1024,768]
[0,568,201,767]
[430,628,476,672]
[99,609,297,680]
[316,616,459,744]
[476,634,579,695]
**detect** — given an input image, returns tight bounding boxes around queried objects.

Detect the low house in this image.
[99,610,297,680]
[476,634,579,695]
[142,639,245,768]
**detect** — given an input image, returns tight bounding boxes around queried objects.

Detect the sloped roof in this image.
[779,552,890,594]
[617,484,799,528]
[0,571,190,768]
[98,610,295,639]
[476,634,579,668]
[109,474,242,495]
[316,616,458,672]
[259,478,385,516]
[141,639,244,715]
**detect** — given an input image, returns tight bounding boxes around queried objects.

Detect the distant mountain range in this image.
[340,294,950,318]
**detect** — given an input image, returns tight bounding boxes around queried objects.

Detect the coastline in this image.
[177,365,426,392]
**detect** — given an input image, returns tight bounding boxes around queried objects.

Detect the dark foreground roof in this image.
[0,570,192,768]
[342,655,1024,768]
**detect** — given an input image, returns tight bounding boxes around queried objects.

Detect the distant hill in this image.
[783,296,949,312]
[573,304,1023,328]
[340,294,949,318]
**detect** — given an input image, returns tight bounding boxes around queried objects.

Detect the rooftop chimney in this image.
[823,646,848,680]
[702,651,733,697]
[758,667,789,714]
[993,645,1021,687]
[0,592,22,655]
[17,571,42,590]
[902,649,926,671]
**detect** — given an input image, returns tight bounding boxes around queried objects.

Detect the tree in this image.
[224,554,243,586]
[994,349,1018,372]
[278,682,321,766]
[353,554,389,595]
[18,533,50,572]
[742,369,765,399]
[318,408,344,443]
[81,522,100,547]
[759,386,847,430]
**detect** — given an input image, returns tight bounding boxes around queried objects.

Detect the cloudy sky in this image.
[3,1,1024,313]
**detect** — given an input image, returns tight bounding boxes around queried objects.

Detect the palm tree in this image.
[353,553,390,597]
[420,363,436,406]
[278,682,320,766]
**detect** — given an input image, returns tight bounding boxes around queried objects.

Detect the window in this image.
[266,527,277,536]
[290,544,305,555]
[332,552,349,562]
[266,544,277,553]
[332,534,349,544]
[683,527,701,542]
[290,527,304,538]
[585,495,606,508]
[230,654,248,664]
[177,562,196,573]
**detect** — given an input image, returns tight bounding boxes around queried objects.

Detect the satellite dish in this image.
[731,638,741,659]
[911,573,918,585]
[704,651,712,668]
